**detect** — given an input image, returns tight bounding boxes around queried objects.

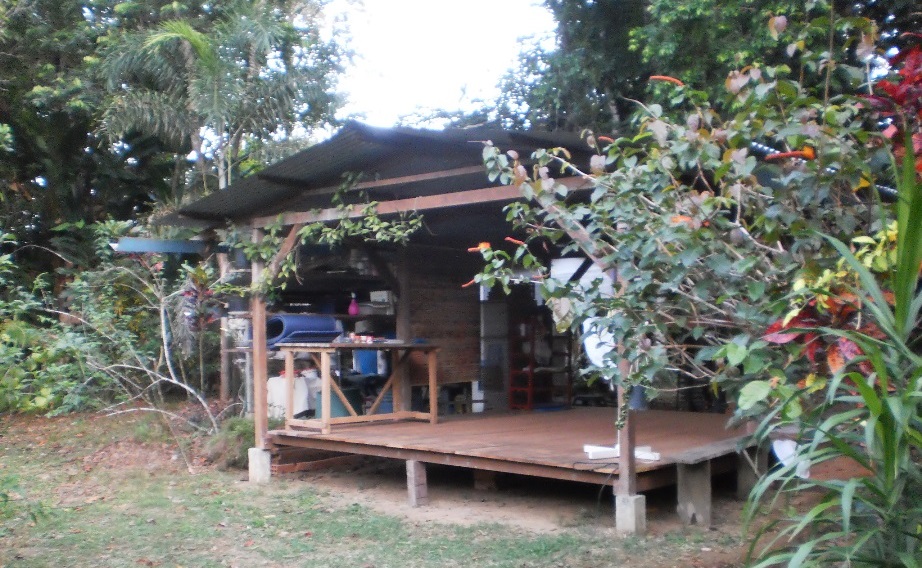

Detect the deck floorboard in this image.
[269,408,749,489]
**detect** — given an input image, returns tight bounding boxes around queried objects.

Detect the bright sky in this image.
[327,0,556,127]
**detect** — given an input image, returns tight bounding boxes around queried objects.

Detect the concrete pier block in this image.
[615,494,646,535]
[248,447,272,484]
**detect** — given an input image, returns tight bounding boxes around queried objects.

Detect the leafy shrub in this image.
[0,234,115,413]
[472,6,919,565]
[743,44,922,566]
[205,417,256,470]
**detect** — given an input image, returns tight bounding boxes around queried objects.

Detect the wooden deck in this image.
[268,408,750,492]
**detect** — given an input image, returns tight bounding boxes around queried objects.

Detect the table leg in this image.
[320,351,331,434]
[285,351,295,423]
[391,349,402,413]
[427,350,438,424]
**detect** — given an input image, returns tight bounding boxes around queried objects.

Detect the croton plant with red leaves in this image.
[867,36,922,174]
[764,37,922,386]
[763,293,887,379]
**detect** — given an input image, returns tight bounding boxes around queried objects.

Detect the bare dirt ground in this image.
[3,408,862,568]
[288,455,727,533]
[273,453,750,568]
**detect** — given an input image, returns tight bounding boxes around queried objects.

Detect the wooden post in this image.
[217,252,231,402]
[320,351,332,434]
[219,317,231,402]
[616,405,637,496]
[251,223,303,450]
[615,383,636,494]
[395,248,412,412]
[285,350,295,422]
[677,460,712,526]
[428,349,438,424]
[251,230,269,450]
[613,265,637,497]
[406,460,429,507]
[613,260,645,534]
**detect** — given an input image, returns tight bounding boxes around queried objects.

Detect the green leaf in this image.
[743,354,766,375]
[893,130,922,338]
[747,281,766,301]
[725,342,748,366]
[840,477,858,533]
[822,235,894,332]
[738,380,771,410]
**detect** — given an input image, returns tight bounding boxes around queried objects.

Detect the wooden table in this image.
[276,341,440,434]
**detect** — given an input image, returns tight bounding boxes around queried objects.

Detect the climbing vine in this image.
[223,178,422,300]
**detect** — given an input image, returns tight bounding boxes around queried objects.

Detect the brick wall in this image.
[404,245,481,385]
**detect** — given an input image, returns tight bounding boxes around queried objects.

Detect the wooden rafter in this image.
[262,165,488,214]
[265,223,305,282]
[252,176,591,229]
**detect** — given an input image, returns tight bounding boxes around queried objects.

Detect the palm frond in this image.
[99,91,196,149]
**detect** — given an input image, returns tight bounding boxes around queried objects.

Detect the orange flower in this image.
[504,236,526,246]
[765,147,816,161]
[649,75,685,87]
[467,241,491,252]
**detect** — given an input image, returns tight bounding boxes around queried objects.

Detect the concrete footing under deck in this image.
[267,409,753,529]
[615,494,647,535]
[248,447,272,483]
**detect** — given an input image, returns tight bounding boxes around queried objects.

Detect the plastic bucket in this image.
[375,392,393,414]
[315,387,363,417]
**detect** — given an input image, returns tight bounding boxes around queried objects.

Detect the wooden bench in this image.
[671,437,765,527]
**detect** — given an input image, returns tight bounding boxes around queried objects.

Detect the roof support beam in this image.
[262,165,486,196]
[265,223,305,282]
[252,176,590,229]
[263,166,489,218]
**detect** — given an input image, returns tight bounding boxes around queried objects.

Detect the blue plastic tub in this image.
[266,315,342,347]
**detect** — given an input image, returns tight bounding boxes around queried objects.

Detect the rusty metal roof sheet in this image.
[165,121,590,228]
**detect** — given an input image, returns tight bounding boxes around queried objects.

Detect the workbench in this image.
[275,341,440,434]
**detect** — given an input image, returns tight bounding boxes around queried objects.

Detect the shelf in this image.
[273,312,394,322]
[508,315,572,411]
[336,314,395,322]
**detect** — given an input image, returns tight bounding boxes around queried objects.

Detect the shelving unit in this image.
[508,315,572,410]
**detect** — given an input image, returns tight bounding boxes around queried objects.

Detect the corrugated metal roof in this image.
[167,121,591,227]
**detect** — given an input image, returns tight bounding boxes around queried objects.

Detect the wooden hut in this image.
[165,121,760,533]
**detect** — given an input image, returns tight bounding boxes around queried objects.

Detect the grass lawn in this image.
[0,410,745,567]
